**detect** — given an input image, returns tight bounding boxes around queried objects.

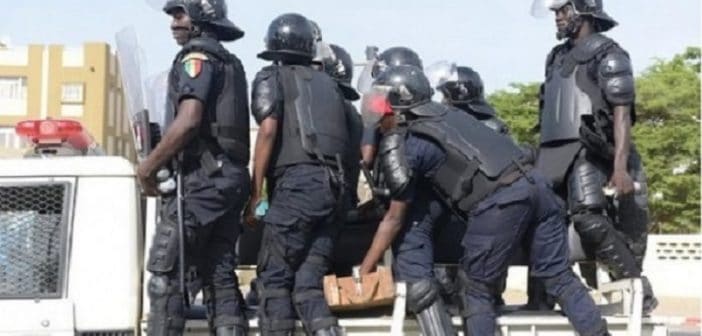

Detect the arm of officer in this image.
[137,52,213,194]
[600,51,636,195]
[246,68,282,225]
[360,133,445,275]
[361,125,380,167]
[249,118,277,218]
[359,200,407,274]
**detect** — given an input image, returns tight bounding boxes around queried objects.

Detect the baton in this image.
[174,160,190,308]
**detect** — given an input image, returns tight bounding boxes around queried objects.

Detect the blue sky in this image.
[2,0,700,93]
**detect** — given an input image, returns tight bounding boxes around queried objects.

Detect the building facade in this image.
[0,42,134,161]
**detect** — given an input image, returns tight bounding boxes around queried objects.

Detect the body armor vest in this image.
[540,34,615,145]
[167,37,250,164]
[406,104,528,213]
[272,65,349,169]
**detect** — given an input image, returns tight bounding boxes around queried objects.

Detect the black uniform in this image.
[363,65,608,336]
[146,35,251,335]
[380,102,608,336]
[251,14,351,335]
[437,65,510,135]
[251,63,350,335]
[536,32,653,292]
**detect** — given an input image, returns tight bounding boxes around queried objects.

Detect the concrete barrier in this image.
[505,234,702,299]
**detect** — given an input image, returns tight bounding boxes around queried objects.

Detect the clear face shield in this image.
[356,46,380,94]
[530,0,570,18]
[145,71,170,129]
[312,41,335,69]
[425,61,459,89]
[360,85,394,129]
[425,60,459,102]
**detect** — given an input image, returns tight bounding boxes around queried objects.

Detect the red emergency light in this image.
[15,119,91,150]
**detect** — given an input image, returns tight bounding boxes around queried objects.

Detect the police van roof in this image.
[0,156,135,177]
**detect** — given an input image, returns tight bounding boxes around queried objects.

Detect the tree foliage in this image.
[487,47,701,233]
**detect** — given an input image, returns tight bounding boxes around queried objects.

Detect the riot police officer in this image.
[136,0,250,335]
[245,13,349,336]
[532,0,656,312]
[360,46,424,167]
[358,65,609,336]
[320,43,363,209]
[431,63,515,308]
[437,66,509,134]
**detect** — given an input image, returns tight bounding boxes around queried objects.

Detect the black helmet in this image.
[163,0,244,41]
[437,66,496,117]
[548,0,617,39]
[258,13,316,62]
[569,0,617,32]
[373,47,423,77]
[322,44,360,101]
[309,20,323,42]
[373,65,433,110]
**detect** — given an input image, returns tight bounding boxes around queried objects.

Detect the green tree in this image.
[633,47,700,233]
[487,47,701,233]
[488,82,541,145]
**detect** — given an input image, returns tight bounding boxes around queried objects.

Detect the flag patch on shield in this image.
[182,52,208,78]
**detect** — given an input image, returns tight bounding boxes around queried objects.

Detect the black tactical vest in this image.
[167,37,250,164]
[272,65,350,169]
[406,104,528,213]
[540,34,615,145]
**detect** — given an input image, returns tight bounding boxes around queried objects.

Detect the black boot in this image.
[641,276,658,316]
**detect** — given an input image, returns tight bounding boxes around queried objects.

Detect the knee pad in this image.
[406,279,441,314]
[146,274,185,336]
[407,280,455,336]
[572,213,611,246]
[148,274,178,300]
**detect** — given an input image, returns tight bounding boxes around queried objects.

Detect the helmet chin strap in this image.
[188,25,202,40]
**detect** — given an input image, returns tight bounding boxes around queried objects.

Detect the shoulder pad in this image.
[182,37,229,60]
[599,51,633,76]
[571,33,616,63]
[181,52,209,63]
[378,131,412,198]
[599,51,635,106]
[255,65,278,80]
[410,101,449,117]
[251,67,281,124]
[545,43,567,68]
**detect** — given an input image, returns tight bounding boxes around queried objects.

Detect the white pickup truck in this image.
[0,119,671,336]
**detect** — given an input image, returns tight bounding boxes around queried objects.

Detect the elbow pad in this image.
[599,52,635,106]
[251,67,282,125]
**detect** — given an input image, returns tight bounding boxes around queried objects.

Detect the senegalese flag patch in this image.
[182,52,208,78]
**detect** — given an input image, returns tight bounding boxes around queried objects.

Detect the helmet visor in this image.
[360,85,394,128]
[425,60,459,89]
[531,0,570,18]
